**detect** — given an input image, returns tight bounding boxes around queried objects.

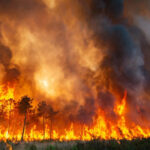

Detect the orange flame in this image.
[114,91,127,115]
[0,84,14,100]
[0,86,150,142]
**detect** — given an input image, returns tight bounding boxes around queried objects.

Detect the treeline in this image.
[0,96,58,141]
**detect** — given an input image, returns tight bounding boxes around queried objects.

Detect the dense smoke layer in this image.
[0,0,150,127]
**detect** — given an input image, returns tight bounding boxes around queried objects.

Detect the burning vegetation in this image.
[0,0,150,142]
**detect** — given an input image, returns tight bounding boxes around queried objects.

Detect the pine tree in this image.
[18,96,32,142]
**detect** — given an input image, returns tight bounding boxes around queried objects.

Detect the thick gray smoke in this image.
[59,0,148,124]
[72,0,149,123]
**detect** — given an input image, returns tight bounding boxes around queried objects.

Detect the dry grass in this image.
[12,141,76,150]
[1,138,150,150]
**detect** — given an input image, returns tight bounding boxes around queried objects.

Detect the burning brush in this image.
[0,0,149,142]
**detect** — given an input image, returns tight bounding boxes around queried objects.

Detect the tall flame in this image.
[0,85,14,100]
[0,86,149,142]
[0,0,149,143]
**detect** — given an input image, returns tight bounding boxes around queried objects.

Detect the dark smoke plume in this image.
[0,42,20,83]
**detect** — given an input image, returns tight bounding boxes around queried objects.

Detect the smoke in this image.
[0,0,150,126]
[0,42,20,84]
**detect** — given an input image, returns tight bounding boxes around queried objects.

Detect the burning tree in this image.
[37,101,47,140]
[38,101,58,140]
[47,105,58,140]
[17,96,32,141]
[0,0,150,142]
[0,104,7,124]
[7,98,15,137]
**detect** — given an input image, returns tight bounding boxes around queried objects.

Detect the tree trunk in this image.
[8,101,12,136]
[50,118,52,140]
[43,115,45,140]
[80,124,83,140]
[21,112,27,142]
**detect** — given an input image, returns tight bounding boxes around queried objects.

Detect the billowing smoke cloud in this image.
[0,0,150,127]
[0,42,20,83]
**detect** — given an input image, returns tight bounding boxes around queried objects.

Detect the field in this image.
[1,139,150,150]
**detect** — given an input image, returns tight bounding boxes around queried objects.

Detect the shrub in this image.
[46,145,56,150]
[29,144,37,150]
[71,145,78,150]
[0,141,6,150]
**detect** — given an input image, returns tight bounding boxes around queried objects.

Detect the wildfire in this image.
[0,86,149,142]
[114,91,127,116]
[0,0,149,143]
[0,84,14,100]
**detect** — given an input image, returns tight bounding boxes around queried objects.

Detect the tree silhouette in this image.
[38,101,58,140]
[7,98,15,137]
[37,101,47,140]
[0,104,6,123]
[18,96,32,142]
[47,105,58,140]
